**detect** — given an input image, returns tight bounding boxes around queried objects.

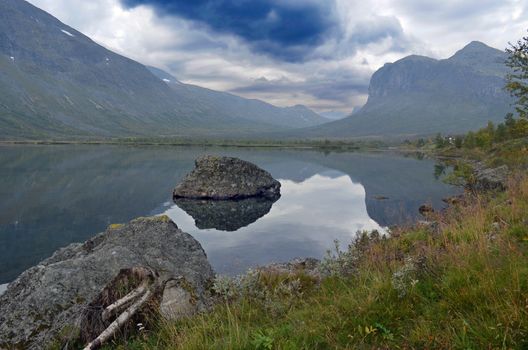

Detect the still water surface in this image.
[0,145,459,283]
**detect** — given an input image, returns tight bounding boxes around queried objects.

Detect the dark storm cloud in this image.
[120,0,338,62]
[350,16,410,52]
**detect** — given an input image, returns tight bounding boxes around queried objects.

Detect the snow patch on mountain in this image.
[61,29,74,37]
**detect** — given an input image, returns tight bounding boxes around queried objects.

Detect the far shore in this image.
[0,138,387,151]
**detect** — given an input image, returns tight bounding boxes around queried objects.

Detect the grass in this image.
[100,168,528,349]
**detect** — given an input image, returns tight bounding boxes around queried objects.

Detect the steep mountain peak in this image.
[367,54,439,100]
[450,41,501,59]
[447,41,507,75]
[290,41,514,139]
[460,40,495,52]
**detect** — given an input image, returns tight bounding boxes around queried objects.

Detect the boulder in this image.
[257,258,322,280]
[159,278,198,320]
[173,156,281,200]
[473,164,509,191]
[0,216,214,350]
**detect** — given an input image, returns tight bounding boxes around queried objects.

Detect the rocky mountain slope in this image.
[0,0,326,139]
[292,41,513,138]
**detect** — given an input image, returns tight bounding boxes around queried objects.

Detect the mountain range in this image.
[0,0,327,139]
[292,41,513,139]
[0,0,515,140]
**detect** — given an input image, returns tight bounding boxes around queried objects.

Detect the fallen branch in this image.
[101,282,148,322]
[83,287,154,350]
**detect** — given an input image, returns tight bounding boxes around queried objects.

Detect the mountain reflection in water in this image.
[165,172,385,275]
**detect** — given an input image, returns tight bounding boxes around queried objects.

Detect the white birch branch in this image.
[83,288,153,350]
[101,282,148,322]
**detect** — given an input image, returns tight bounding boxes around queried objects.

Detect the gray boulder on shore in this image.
[173,155,281,200]
[0,216,214,350]
[472,163,509,191]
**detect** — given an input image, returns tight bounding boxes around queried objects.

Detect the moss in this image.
[157,215,171,223]
[108,223,124,230]
[177,277,198,305]
[47,325,81,350]
[131,215,171,224]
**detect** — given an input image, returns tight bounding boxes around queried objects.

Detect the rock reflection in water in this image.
[173,196,279,231]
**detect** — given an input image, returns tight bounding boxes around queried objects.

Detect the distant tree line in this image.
[433,114,528,150]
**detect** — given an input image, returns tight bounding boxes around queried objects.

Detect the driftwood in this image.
[83,288,154,350]
[80,267,161,350]
[79,266,203,350]
[101,282,148,322]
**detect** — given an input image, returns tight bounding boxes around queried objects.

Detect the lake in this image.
[0,145,459,284]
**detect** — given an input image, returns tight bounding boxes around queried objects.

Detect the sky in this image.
[27,0,528,116]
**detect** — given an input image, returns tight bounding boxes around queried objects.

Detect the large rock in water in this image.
[173,155,281,200]
[0,216,214,349]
